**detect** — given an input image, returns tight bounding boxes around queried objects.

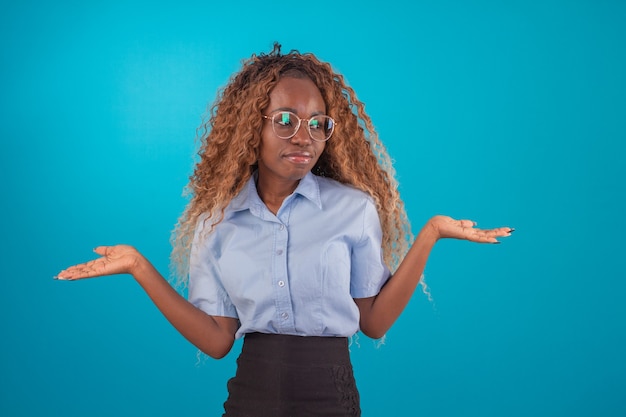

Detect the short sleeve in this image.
[188,217,238,318]
[349,198,391,299]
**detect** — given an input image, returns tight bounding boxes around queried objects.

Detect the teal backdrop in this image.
[2,1,625,416]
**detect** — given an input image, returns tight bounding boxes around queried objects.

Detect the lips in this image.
[283,151,313,164]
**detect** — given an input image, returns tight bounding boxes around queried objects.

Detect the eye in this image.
[276,112,293,126]
[309,118,321,130]
[309,116,333,132]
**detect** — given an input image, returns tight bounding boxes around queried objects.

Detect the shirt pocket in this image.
[322,240,351,293]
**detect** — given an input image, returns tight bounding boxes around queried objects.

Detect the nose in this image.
[289,121,312,145]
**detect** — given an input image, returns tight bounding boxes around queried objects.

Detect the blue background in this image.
[2,1,625,416]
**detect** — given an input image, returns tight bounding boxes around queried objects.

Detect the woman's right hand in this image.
[55,244,238,358]
[55,245,143,280]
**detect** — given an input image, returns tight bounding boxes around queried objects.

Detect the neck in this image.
[256,176,300,215]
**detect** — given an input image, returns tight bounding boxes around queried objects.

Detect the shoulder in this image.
[315,175,372,203]
[313,175,379,223]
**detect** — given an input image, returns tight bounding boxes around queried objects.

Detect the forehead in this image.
[267,76,326,113]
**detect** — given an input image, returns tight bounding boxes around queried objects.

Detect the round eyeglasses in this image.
[262,111,336,142]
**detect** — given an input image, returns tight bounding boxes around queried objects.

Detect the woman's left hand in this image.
[429,215,513,244]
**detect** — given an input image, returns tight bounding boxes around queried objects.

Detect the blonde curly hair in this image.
[170,43,413,288]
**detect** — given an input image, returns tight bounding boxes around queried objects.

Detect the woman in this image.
[56,43,513,416]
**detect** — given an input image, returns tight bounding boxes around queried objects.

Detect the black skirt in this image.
[222,333,361,417]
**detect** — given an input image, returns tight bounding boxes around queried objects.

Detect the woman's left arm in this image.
[355,215,513,339]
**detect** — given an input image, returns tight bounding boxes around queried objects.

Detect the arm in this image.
[355,216,513,339]
[56,245,238,359]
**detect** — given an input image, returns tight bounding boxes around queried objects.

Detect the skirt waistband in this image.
[241,332,351,366]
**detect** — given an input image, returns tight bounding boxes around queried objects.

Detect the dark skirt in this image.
[222,333,361,417]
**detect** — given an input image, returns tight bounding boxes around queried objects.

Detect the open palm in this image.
[56,245,142,280]
[430,215,513,243]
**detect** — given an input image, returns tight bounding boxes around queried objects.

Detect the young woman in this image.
[56,43,513,416]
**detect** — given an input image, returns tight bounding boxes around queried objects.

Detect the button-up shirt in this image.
[189,172,390,339]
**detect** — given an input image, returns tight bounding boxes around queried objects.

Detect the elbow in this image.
[361,328,387,341]
[356,297,392,340]
[206,349,229,360]
[200,337,235,360]
[359,322,389,341]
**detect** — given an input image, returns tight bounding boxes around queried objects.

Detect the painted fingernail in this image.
[509,228,515,233]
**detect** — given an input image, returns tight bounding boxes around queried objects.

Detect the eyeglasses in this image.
[262,111,336,142]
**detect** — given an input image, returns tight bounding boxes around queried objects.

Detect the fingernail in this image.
[493,241,501,244]
[509,228,515,233]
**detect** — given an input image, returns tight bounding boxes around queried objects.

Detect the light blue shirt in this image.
[188,172,391,339]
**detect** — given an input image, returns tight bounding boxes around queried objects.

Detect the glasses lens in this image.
[272,111,298,139]
[308,115,334,141]
[270,111,335,141]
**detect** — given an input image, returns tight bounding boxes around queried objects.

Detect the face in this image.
[258,76,327,189]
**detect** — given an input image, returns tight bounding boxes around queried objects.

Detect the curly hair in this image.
[170,43,413,288]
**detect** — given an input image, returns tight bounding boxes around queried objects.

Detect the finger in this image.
[55,267,97,280]
[94,246,113,256]
[489,227,514,237]
[458,219,477,229]
[473,226,514,236]
[55,266,93,280]
[468,232,500,244]
[55,247,110,280]
[470,227,514,243]
[55,257,109,280]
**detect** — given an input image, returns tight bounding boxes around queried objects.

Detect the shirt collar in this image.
[228,171,322,215]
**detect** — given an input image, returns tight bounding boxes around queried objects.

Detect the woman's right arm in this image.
[56,245,238,359]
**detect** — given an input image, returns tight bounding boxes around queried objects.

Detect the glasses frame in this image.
[262,111,336,142]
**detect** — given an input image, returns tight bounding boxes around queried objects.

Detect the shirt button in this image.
[278,280,285,287]
[276,249,283,255]
[279,224,285,230]
[281,312,289,319]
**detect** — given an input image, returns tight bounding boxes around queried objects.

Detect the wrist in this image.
[428,217,444,239]
[129,251,151,278]
[419,218,441,244]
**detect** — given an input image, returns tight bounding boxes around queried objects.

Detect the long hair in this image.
[170,43,412,288]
